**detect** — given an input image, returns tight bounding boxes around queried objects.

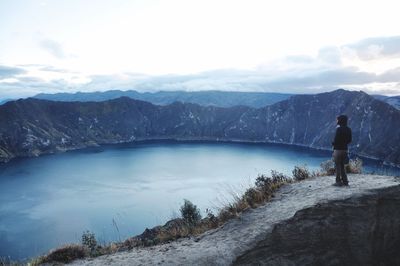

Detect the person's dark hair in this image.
[337,114,348,126]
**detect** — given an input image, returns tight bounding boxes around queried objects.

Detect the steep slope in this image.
[1,89,400,165]
[69,174,400,266]
[33,90,293,108]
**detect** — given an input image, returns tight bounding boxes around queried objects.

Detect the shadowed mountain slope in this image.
[1,89,399,165]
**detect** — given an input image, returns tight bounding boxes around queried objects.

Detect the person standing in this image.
[332,115,352,186]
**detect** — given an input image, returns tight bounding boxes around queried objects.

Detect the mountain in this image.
[384,96,400,110]
[0,98,13,105]
[33,90,293,108]
[1,89,400,165]
[372,94,400,110]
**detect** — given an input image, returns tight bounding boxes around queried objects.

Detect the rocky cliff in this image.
[69,174,400,266]
[234,184,400,266]
[1,89,400,165]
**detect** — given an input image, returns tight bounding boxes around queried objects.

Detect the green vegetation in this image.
[81,230,97,251]
[29,160,364,264]
[180,199,202,226]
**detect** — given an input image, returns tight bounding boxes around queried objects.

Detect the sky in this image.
[1,0,400,99]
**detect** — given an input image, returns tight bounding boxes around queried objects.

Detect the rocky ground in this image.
[70,174,400,266]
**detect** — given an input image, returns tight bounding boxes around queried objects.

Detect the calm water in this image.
[0,141,398,260]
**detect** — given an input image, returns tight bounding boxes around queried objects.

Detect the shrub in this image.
[39,244,87,264]
[271,170,289,183]
[180,199,202,226]
[320,159,335,175]
[242,187,263,208]
[320,157,363,175]
[255,174,271,189]
[205,208,218,227]
[346,157,363,174]
[292,165,311,181]
[82,230,97,252]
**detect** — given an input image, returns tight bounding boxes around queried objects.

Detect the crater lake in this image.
[0,141,398,260]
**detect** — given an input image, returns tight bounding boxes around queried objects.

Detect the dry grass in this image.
[31,244,88,265]
[346,157,363,174]
[0,257,22,266]
[319,157,363,176]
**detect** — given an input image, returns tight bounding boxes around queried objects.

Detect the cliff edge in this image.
[70,174,400,266]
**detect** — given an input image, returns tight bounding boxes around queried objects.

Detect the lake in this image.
[0,141,398,260]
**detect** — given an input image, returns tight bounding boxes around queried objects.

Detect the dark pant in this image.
[333,150,348,184]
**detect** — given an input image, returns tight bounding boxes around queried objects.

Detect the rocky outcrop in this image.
[1,89,400,165]
[70,174,400,266]
[234,185,400,266]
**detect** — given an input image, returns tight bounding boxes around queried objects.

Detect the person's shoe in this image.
[332,182,343,187]
[342,182,349,186]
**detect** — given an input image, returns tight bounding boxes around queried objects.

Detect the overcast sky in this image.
[1,0,400,99]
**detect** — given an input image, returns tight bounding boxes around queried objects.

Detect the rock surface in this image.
[69,174,400,266]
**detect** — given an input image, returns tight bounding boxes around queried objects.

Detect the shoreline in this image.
[1,137,400,169]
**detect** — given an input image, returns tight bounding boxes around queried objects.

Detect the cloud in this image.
[39,39,66,59]
[261,68,376,90]
[39,65,71,73]
[0,75,76,100]
[343,36,400,60]
[49,65,400,96]
[317,46,342,65]
[0,65,26,79]
[378,67,400,82]
[3,34,400,100]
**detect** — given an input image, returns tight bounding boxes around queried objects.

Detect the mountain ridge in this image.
[1,89,400,166]
[33,89,293,108]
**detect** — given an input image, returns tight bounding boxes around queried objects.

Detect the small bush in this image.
[320,158,363,175]
[255,174,271,189]
[82,230,97,252]
[242,187,263,208]
[205,208,218,227]
[346,158,363,174]
[292,165,311,181]
[320,159,335,175]
[271,170,289,183]
[180,199,202,226]
[39,244,87,264]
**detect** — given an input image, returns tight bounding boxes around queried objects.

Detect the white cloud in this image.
[343,36,400,61]
[2,33,400,99]
[0,65,26,79]
[39,39,66,59]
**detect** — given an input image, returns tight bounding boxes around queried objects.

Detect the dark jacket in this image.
[332,126,352,150]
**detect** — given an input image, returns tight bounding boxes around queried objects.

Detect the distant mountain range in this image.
[1,89,399,166]
[33,90,293,108]
[372,95,400,110]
